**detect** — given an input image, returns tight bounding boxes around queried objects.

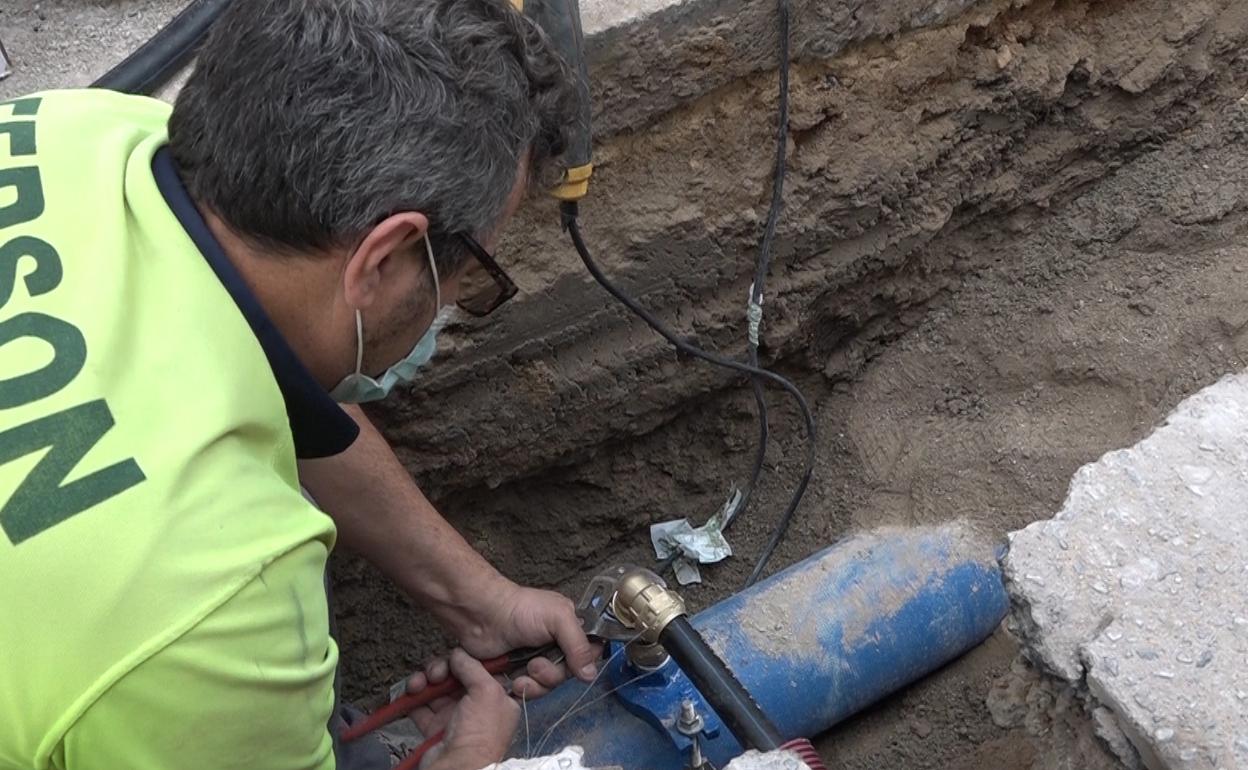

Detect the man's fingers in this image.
[407,657,450,696]
[550,603,598,681]
[510,655,565,699]
[526,657,568,690]
[409,704,436,735]
[448,648,502,692]
[405,671,429,696]
[511,675,552,699]
[409,704,452,738]
[427,695,458,713]
[426,657,450,684]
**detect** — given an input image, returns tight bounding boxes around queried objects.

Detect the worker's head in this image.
[167,0,577,400]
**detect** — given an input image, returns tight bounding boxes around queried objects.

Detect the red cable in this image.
[341,655,512,742]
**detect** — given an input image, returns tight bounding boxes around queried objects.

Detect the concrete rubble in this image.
[1003,372,1248,770]
[483,746,810,770]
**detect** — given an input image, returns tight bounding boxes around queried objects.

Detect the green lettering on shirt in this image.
[0,98,41,117]
[0,236,62,307]
[0,95,146,544]
[0,399,146,544]
[0,167,45,230]
[0,312,86,409]
[0,122,36,157]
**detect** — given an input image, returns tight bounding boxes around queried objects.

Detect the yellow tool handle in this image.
[510,0,594,201]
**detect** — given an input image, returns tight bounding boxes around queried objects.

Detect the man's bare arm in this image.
[298,405,597,688]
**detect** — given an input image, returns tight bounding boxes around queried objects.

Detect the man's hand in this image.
[415,650,519,770]
[300,408,600,695]
[455,582,602,698]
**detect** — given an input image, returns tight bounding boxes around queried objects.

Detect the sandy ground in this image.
[333,3,1248,767]
[336,94,1248,769]
[0,1,186,99]
[805,100,1248,769]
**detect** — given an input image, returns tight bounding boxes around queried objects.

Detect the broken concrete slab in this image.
[1003,372,1248,770]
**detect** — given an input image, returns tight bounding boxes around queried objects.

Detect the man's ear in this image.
[342,212,430,311]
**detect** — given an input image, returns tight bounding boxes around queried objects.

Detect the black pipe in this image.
[92,0,233,95]
[658,616,784,751]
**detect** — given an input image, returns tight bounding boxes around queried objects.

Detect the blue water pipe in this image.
[512,525,1008,768]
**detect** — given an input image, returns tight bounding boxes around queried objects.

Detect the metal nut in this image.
[626,640,671,670]
[677,699,705,736]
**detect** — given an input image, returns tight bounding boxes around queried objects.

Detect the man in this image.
[0,0,598,768]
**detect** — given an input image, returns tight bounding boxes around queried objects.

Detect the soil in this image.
[335,3,1248,768]
[336,35,1248,770]
[7,1,1248,769]
[0,1,188,99]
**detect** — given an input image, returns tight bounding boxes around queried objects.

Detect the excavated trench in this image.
[7,0,1248,767]
[334,1,1248,767]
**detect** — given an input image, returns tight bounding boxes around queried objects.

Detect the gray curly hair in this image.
[168,0,578,274]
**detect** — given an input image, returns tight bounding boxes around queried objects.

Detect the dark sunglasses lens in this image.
[457,292,502,316]
[456,266,503,316]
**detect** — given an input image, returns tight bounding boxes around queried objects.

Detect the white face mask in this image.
[329,235,448,404]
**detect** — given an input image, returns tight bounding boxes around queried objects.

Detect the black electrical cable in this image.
[91,0,232,95]
[563,203,816,589]
[650,0,795,585]
[737,0,795,587]
[733,370,770,532]
[729,0,792,546]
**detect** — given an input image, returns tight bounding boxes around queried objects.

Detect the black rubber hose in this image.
[564,203,817,589]
[737,0,793,588]
[659,616,784,751]
[92,0,233,95]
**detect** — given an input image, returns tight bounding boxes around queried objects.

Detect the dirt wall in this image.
[370,0,1248,497]
[334,5,1248,769]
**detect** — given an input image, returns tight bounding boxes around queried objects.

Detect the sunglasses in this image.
[452,233,519,317]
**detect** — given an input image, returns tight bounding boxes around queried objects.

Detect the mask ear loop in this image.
[352,310,365,376]
[423,234,441,314]
[353,233,441,377]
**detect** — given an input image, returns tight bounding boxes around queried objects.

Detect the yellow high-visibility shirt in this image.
[0,89,359,770]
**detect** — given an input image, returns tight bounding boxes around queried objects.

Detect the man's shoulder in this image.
[0,88,339,769]
[5,88,171,132]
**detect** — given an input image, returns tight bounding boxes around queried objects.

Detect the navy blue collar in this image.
[151,148,359,459]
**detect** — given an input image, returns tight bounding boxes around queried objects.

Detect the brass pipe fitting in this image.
[626,640,672,671]
[610,567,687,644]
